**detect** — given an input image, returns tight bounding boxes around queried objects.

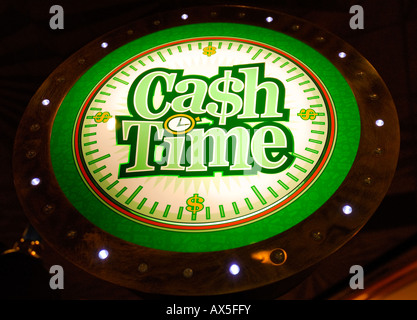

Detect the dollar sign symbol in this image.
[206,70,244,125]
[203,45,216,57]
[186,193,205,220]
[297,108,318,120]
[93,111,112,123]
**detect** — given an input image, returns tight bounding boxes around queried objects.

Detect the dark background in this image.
[0,0,416,299]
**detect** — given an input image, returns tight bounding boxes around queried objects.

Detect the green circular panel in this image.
[51,22,360,252]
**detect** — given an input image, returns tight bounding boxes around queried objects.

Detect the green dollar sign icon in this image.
[206,70,244,125]
[186,193,205,219]
[297,108,318,120]
[93,111,112,123]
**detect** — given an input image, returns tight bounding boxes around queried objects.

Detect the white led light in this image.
[181,13,188,20]
[98,249,109,260]
[101,42,109,48]
[266,16,273,23]
[106,117,116,131]
[342,205,353,215]
[31,178,41,186]
[229,263,240,275]
[338,52,347,58]
[375,119,385,127]
[42,99,50,106]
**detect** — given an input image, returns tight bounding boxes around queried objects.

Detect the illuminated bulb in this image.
[181,13,189,20]
[229,263,240,275]
[342,205,353,215]
[101,42,108,48]
[42,99,50,106]
[338,52,347,58]
[266,16,273,23]
[375,119,384,127]
[31,178,41,186]
[106,117,116,131]
[98,249,109,260]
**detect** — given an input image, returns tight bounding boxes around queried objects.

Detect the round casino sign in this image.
[13,6,399,296]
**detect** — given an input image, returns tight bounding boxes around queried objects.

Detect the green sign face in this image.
[51,23,360,252]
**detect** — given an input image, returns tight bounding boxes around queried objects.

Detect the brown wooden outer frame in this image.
[12,5,400,296]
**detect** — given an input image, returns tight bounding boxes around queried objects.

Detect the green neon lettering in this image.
[118,62,294,178]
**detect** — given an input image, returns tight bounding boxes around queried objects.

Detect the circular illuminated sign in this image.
[13,6,399,296]
[50,24,359,252]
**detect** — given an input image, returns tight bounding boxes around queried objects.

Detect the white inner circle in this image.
[78,39,333,228]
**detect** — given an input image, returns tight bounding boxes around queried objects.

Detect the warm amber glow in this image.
[251,250,273,264]
[252,248,287,265]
